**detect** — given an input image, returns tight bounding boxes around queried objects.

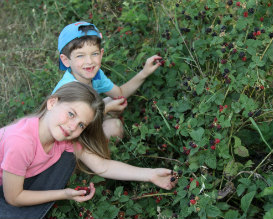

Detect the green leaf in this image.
[261,186,273,197]
[224,210,239,219]
[234,146,249,157]
[241,191,256,213]
[205,152,217,169]
[224,160,239,176]
[206,205,221,217]
[264,208,273,219]
[190,127,204,142]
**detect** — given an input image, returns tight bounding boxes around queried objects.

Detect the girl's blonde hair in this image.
[36,81,110,173]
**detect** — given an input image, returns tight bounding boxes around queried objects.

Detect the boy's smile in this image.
[61,43,104,85]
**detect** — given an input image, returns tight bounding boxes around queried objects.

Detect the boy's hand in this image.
[149,168,178,190]
[65,182,95,202]
[141,55,163,77]
[106,97,127,113]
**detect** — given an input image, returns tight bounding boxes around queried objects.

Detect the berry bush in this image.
[1,0,273,218]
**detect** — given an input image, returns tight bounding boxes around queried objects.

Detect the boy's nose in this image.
[85,55,93,63]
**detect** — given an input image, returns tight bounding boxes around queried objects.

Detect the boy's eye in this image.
[68,112,74,118]
[76,55,83,58]
[92,53,99,56]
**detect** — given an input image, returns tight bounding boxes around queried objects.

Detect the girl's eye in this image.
[92,53,99,56]
[79,123,85,129]
[68,112,74,118]
[76,55,83,58]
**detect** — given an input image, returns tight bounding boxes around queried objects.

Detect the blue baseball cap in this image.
[58,21,102,71]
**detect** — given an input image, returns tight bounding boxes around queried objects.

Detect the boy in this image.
[53,21,163,139]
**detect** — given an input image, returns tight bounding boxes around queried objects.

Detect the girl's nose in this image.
[68,121,78,131]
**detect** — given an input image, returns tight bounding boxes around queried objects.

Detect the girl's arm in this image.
[79,151,177,190]
[2,170,95,207]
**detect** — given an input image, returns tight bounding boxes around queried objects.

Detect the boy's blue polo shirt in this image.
[52,69,114,94]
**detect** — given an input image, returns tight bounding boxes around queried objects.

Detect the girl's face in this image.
[60,43,104,85]
[46,98,94,141]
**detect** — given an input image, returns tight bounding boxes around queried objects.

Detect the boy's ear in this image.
[47,97,58,110]
[100,48,104,57]
[60,54,70,68]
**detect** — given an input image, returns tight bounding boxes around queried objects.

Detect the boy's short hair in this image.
[58,21,102,71]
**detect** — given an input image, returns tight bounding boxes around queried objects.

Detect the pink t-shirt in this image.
[0,117,75,185]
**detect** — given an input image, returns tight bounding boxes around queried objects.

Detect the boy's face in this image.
[61,42,104,85]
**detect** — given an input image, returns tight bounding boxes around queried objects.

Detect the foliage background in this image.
[1,0,273,218]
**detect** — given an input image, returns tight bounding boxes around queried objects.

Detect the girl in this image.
[0,82,177,219]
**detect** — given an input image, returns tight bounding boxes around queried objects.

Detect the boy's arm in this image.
[79,150,177,190]
[105,55,162,99]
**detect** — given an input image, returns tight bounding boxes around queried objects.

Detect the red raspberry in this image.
[242,57,247,61]
[243,11,248,17]
[123,191,128,195]
[268,3,272,7]
[211,145,216,150]
[215,138,220,144]
[260,85,264,90]
[260,17,264,22]
[236,2,240,6]
[190,199,197,205]
[190,177,194,182]
[257,31,261,35]
[196,181,200,187]
[173,190,178,195]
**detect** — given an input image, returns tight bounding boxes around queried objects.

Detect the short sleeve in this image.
[92,69,114,93]
[1,136,35,176]
[52,70,77,94]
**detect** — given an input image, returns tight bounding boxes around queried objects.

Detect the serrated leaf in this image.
[224,210,239,219]
[206,205,221,217]
[234,146,249,157]
[241,191,256,213]
[190,127,204,142]
[261,186,273,197]
[264,208,273,219]
[205,152,217,169]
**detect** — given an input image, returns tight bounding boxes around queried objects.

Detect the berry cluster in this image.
[170,170,183,182]
[210,117,222,131]
[78,207,93,219]
[74,186,91,196]
[113,96,127,105]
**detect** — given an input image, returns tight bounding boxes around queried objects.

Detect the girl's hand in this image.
[65,182,95,202]
[149,168,178,190]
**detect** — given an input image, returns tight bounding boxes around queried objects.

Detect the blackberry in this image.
[185,15,192,20]
[239,52,245,58]
[221,48,226,53]
[176,3,179,7]
[178,170,183,176]
[228,43,234,49]
[247,32,254,39]
[206,28,212,33]
[220,25,226,32]
[248,8,254,14]
[254,109,262,117]
[212,32,217,37]
[224,68,230,74]
[254,27,260,32]
[181,10,185,14]
[170,177,176,182]
[187,86,191,91]
[269,33,273,38]
[183,81,188,86]
[261,29,265,33]
[192,91,197,96]
[227,0,233,5]
[248,112,253,117]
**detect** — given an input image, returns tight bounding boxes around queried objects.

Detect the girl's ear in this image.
[47,97,58,110]
[60,54,70,68]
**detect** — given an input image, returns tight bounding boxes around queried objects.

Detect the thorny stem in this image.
[261,38,273,60]
[248,150,273,179]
